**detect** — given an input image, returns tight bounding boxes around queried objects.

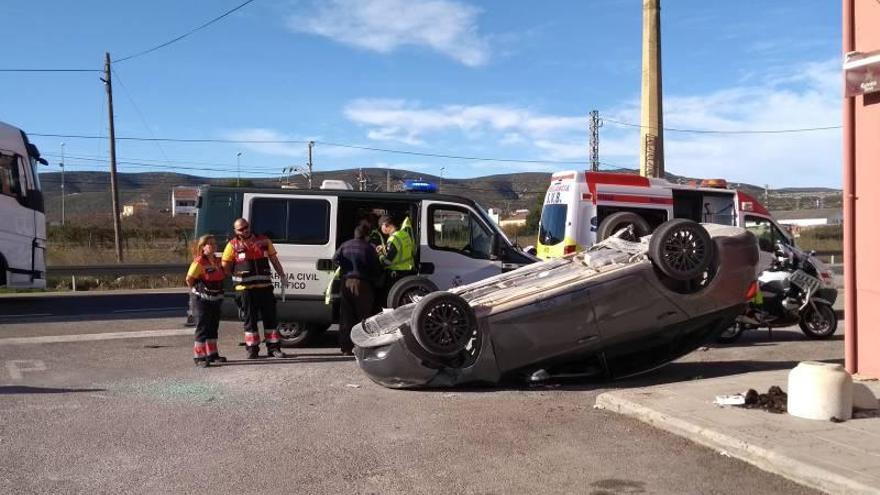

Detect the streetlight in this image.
[236,152,242,187]
[60,142,65,226]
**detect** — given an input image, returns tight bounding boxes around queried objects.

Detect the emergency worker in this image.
[332,223,382,355]
[376,215,415,306]
[185,235,226,367]
[221,218,287,359]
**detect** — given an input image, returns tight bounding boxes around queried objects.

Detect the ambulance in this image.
[536,170,793,268]
[194,181,536,345]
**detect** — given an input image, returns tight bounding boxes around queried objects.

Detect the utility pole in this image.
[102,52,123,262]
[60,142,65,226]
[589,109,603,171]
[764,184,769,206]
[236,152,242,187]
[307,141,314,189]
[357,168,367,191]
[639,0,664,178]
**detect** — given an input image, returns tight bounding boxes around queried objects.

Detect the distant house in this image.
[499,209,530,229]
[122,200,150,217]
[172,187,199,217]
[771,208,843,228]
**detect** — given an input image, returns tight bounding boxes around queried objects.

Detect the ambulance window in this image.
[539,204,567,246]
[287,199,330,244]
[0,153,22,199]
[429,205,492,259]
[745,215,782,252]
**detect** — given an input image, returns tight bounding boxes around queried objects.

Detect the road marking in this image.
[0,329,192,346]
[112,307,183,313]
[5,360,47,379]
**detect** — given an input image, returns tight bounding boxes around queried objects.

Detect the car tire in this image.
[277,321,321,346]
[597,212,652,242]
[648,219,715,281]
[411,291,477,357]
[798,303,838,339]
[387,276,439,308]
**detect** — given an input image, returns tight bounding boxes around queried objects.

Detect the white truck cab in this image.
[195,183,536,344]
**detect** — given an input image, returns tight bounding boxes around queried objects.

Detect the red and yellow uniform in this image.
[221,234,283,357]
[187,255,226,364]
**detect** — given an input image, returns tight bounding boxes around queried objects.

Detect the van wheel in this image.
[597,212,652,241]
[648,219,715,281]
[411,292,477,357]
[278,321,321,346]
[387,276,438,308]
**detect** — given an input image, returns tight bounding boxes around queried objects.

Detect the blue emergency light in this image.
[403,179,438,193]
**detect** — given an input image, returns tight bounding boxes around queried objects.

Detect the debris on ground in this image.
[743,386,787,414]
[713,394,746,406]
[345,383,361,389]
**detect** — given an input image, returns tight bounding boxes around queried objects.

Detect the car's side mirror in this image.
[491,233,505,260]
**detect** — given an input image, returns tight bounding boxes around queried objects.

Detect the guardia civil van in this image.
[194,181,536,345]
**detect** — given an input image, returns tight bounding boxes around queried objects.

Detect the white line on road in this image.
[112,307,183,313]
[0,329,192,346]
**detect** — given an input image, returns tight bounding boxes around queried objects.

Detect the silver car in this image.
[352,220,759,389]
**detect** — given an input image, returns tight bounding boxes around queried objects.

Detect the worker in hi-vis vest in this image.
[375,215,415,307]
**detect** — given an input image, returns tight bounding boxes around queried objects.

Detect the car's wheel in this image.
[277,321,321,346]
[411,292,477,357]
[716,322,745,343]
[597,212,652,242]
[387,276,438,308]
[648,219,715,281]
[798,303,838,339]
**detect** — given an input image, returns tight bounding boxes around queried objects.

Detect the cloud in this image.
[289,0,490,66]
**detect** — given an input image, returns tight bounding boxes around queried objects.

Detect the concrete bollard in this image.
[788,361,853,421]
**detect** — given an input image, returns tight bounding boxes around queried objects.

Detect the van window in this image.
[429,205,492,259]
[0,153,22,198]
[539,204,567,246]
[745,215,789,252]
[251,198,330,245]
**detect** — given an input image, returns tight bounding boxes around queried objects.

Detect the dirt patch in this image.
[743,386,788,414]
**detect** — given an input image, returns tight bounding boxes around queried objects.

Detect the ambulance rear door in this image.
[419,200,501,289]
[242,193,337,302]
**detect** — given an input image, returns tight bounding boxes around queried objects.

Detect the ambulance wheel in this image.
[597,212,652,241]
[278,321,321,346]
[648,219,715,282]
[411,292,477,357]
[387,276,438,308]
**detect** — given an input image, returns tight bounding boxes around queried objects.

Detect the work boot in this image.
[268,347,286,359]
[207,354,227,364]
[246,346,260,360]
[194,358,209,368]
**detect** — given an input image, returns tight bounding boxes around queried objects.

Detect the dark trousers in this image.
[194,298,222,342]
[237,286,278,336]
[339,278,374,352]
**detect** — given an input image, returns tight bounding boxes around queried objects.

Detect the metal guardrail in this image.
[48,263,188,278]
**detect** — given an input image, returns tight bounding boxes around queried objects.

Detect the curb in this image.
[594,392,878,495]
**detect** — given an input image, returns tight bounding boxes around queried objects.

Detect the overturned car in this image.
[352,219,759,389]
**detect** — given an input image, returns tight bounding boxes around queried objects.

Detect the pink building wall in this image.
[845,0,880,377]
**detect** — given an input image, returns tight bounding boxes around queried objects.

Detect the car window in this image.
[430,205,492,259]
[0,153,22,199]
[251,197,330,245]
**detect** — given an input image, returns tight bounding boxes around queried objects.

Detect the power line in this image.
[115,0,259,63]
[0,68,100,72]
[602,117,841,135]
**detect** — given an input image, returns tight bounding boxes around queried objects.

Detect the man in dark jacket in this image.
[332,223,382,355]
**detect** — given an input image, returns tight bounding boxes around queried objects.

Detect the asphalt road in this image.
[0,311,837,494]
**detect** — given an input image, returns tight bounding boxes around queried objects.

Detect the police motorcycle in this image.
[717,242,838,343]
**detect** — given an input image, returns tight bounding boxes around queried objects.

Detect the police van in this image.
[194,181,536,344]
[537,170,794,270]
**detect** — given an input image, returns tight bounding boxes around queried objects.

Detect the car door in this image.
[419,201,501,290]
[242,193,337,300]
